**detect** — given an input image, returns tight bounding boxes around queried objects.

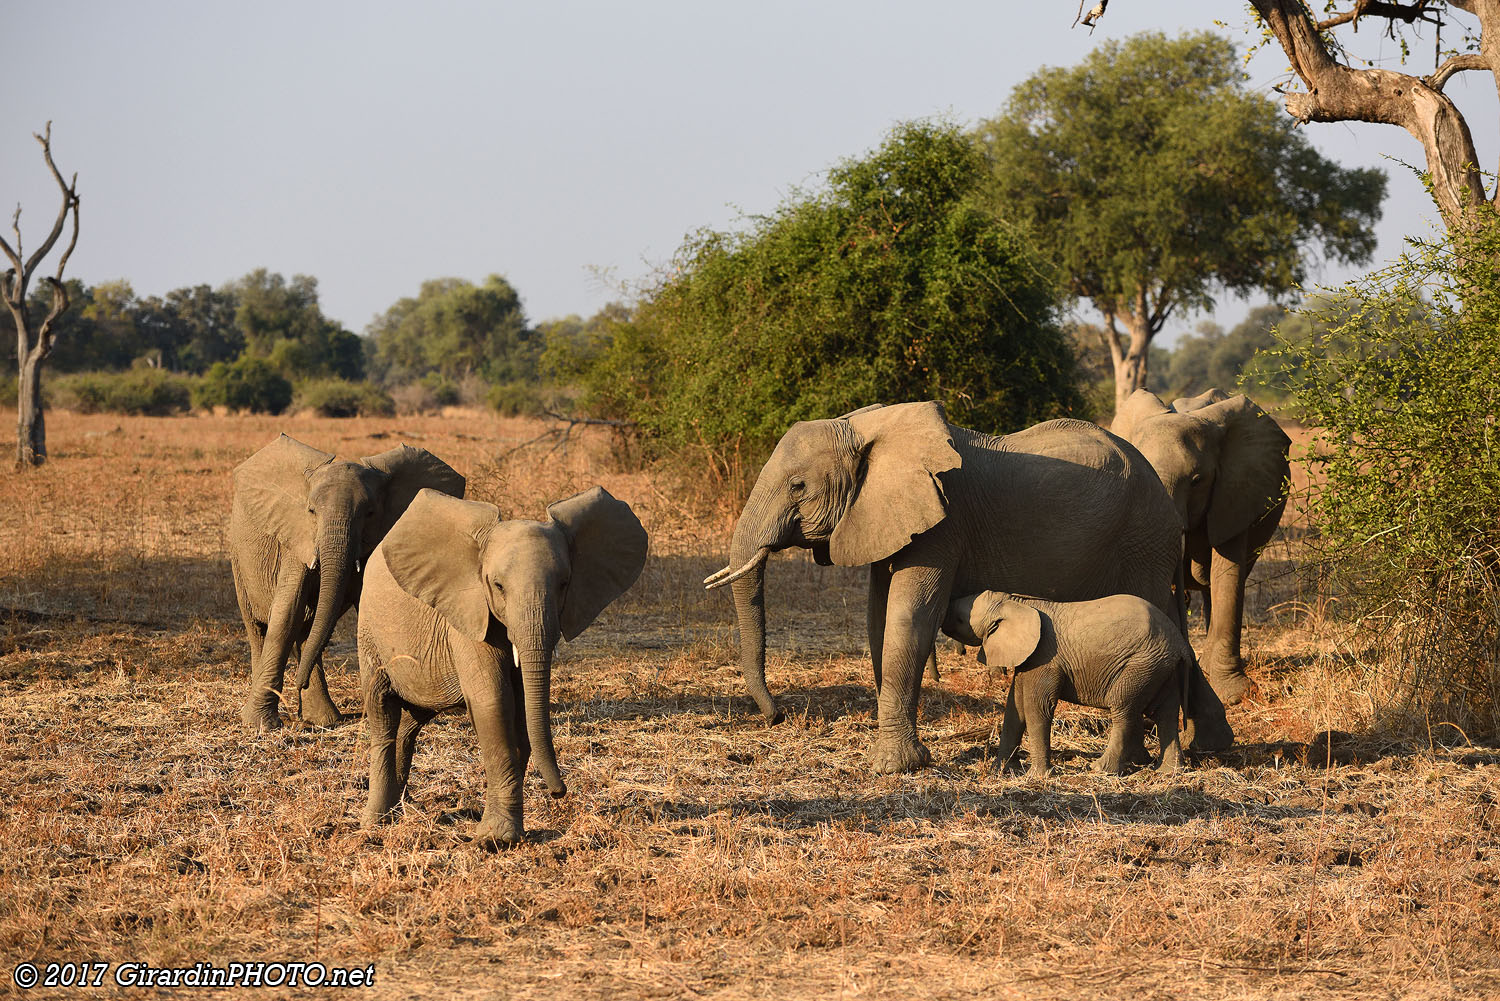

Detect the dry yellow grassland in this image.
[0,411,1496,999]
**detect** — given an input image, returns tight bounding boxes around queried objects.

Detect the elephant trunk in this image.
[294,522,355,692]
[726,479,783,724]
[516,633,566,798]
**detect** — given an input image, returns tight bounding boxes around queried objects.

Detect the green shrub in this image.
[194,356,293,414]
[295,378,395,418]
[487,381,543,417]
[51,369,194,416]
[1275,220,1500,737]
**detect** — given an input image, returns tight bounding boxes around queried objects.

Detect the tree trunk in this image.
[1104,309,1154,417]
[16,353,45,467]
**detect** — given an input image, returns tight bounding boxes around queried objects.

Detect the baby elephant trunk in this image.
[515,639,567,798]
[294,525,355,693]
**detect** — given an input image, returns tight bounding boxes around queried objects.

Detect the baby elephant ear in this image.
[830,400,961,567]
[362,444,466,540]
[982,599,1043,672]
[546,486,648,641]
[381,489,497,644]
[233,433,335,568]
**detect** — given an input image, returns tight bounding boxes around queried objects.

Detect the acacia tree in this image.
[1101,2,1499,233]
[2,124,80,466]
[980,32,1384,413]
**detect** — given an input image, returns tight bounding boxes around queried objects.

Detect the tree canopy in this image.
[566,120,1083,467]
[978,30,1385,413]
[366,275,534,387]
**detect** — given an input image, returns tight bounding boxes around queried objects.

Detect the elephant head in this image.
[944,591,1042,671]
[1113,389,1290,545]
[705,401,961,721]
[380,486,648,797]
[234,433,466,695]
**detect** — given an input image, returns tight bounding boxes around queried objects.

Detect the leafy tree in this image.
[569,121,1082,467]
[225,269,363,380]
[978,31,1385,413]
[133,284,242,374]
[366,275,533,386]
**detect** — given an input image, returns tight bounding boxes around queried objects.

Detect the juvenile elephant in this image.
[944,590,1195,776]
[229,434,464,732]
[1112,388,1291,705]
[705,400,1232,774]
[357,486,647,846]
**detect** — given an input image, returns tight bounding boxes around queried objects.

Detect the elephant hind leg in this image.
[394,704,437,797]
[1095,705,1145,775]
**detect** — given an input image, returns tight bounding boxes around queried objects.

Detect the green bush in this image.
[294,378,395,418]
[560,121,1081,469]
[51,369,194,416]
[487,381,544,417]
[1276,220,1500,737]
[195,356,293,414]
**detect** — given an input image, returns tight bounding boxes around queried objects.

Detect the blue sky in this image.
[7,2,1492,344]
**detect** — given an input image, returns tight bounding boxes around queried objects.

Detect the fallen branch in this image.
[497,411,638,460]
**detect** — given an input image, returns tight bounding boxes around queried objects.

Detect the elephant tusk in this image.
[704,549,768,590]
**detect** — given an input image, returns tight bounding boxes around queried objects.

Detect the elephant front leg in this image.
[867,564,890,696]
[994,680,1025,772]
[293,647,345,729]
[240,571,305,733]
[457,648,527,846]
[868,564,947,774]
[1203,537,1253,705]
[361,667,403,827]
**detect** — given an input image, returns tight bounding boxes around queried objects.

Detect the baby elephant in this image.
[943,590,1194,776]
[357,486,647,846]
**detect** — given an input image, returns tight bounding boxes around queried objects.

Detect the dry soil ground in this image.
[0,411,1497,1000]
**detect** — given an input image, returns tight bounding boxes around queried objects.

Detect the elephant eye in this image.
[789,478,806,496]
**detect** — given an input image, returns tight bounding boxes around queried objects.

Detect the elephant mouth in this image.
[811,541,832,566]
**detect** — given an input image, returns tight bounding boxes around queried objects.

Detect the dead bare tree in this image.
[1,123,80,467]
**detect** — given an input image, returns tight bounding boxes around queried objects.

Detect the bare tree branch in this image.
[33,275,70,361]
[1426,52,1488,90]
[22,122,81,280]
[1314,0,1440,32]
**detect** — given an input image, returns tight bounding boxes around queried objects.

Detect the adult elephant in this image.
[1111,388,1291,706]
[705,401,1232,773]
[229,433,465,732]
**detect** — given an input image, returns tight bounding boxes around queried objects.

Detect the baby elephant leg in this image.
[994,681,1026,773]
[1154,676,1184,773]
[1095,704,1146,775]
[361,665,403,827]
[1020,677,1056,777]
[394,704,438,795]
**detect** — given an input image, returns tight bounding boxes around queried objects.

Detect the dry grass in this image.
[1,411,1498,999]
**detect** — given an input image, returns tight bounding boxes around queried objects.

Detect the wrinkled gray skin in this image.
[1112,389,1291,706]
[228,434,464,733]
[357,487,647,846]
[708,401,1232,774]
[945,590,1212,776]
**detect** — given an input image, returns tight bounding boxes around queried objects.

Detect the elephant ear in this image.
[1171,387,1232,414]
[829,401,961,567]
[381,489,497,643]
[547,486,648,641]
[981,598,1043,672]
[1111,389,1171,443]
[362,444,466,541]
[1196,395,1292,547]
[232,434,335,568]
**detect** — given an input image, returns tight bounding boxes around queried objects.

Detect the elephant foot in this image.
[474,811,525,847]
[1183,716,1234,754]
[870,736,932,774]
[360,802,398,829]
[1093,750,1137,776]
[240,700,283,733]
[1205,662,1255,707]
[298,703,346,729]
[1127,740,1154,768]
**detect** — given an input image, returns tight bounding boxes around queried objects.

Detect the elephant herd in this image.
[228,390,1289,845]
